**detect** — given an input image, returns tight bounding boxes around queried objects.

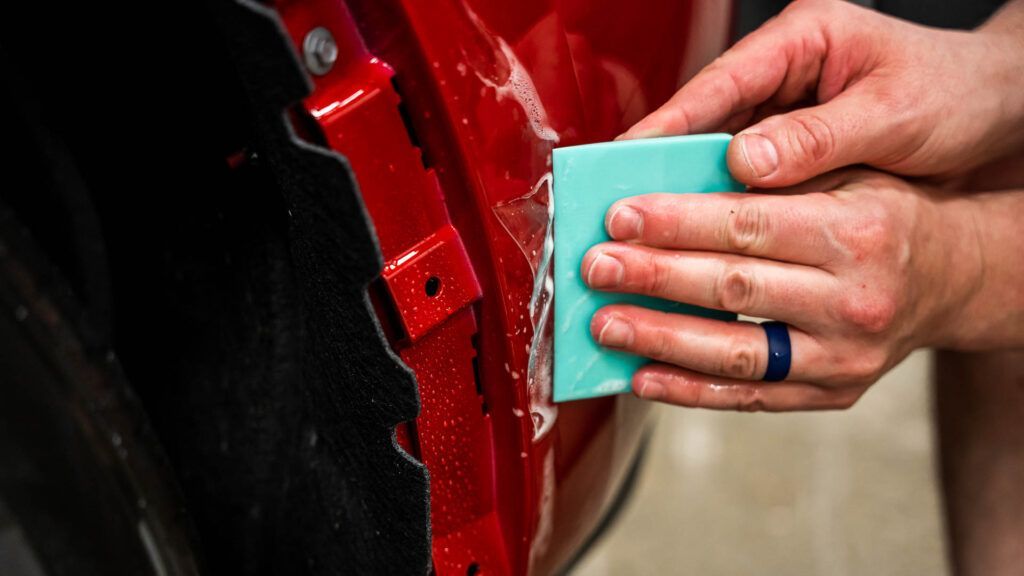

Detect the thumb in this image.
[727,91,897,188]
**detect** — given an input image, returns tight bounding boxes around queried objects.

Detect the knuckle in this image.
[721,338,760,380]
[735,387,766,412]
[718,68,747,112]
[837,203,894,259]
[642,253,674,295]
[645,327,677,360]
[786,112,835,166]
[725,200,769,252]
[836,293,897,334]
[663,106,695,135]
[717,265,760,313]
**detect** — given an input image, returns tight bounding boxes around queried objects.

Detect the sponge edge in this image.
[552,134,744,402]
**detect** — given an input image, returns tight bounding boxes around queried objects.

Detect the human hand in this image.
[580,170,987,411]
[620,0,1024,187]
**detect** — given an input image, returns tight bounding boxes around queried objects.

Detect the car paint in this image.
[275,1,733,573]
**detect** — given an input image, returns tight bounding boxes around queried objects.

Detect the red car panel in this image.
[276,1,733,573]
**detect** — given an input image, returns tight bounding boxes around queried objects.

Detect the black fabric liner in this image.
[204,1,431,573]
[0,0,431,573]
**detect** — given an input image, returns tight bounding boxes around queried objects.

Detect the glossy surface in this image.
[552,135,741,402]
[277,0,733,573]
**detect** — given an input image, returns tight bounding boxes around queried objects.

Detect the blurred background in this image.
[574,352,948,575]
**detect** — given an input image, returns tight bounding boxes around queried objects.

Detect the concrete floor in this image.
[573,350,949,575]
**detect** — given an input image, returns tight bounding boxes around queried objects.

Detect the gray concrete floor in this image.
[574,350,948,575]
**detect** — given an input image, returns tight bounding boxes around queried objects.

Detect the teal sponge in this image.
[552,134,743,402]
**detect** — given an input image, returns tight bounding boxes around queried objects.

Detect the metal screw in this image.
[303,27,337,76]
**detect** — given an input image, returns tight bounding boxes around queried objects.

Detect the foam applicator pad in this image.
[552,134,744,402]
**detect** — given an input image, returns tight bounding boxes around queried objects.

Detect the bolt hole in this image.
[467,563,480,576]
[425,276,441,297]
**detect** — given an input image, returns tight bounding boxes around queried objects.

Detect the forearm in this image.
[942,188,1024,350]
[973,0,1024,162]
[935,349,1024,576]
[979,0,1024,38]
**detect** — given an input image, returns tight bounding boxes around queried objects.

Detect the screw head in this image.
[303,27,337,76]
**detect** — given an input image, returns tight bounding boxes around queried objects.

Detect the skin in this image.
[588,0,1024,410]
[935,349,1024,576]
[582,170,1024,410]
[621,0,1024,187]
[594,3,1024,574]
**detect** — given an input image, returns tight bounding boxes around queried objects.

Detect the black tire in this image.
[0,203,200,576]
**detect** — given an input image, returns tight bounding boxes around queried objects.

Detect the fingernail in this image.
[586,253,624,288]
[597,316,634,348]
[739,133,778,178]
[607,205,643,240]
[638,377,665,401]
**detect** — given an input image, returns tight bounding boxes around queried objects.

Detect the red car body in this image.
[275,1,733,573]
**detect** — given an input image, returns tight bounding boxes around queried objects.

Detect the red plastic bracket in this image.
[382,223,482,343]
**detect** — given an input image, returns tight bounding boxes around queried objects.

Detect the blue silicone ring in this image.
[762,321,791,382]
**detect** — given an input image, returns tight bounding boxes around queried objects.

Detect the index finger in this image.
[604,192,845,266]
[618,10,824,139]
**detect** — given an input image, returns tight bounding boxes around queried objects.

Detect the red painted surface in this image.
[381,224,482,343]
[276,0,733,573]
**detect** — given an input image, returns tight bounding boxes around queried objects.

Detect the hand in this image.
[581,170,987,411]
[620,0,1024,187]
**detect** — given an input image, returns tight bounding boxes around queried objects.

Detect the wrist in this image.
[929,191,1024,350]
[912,194,985,350]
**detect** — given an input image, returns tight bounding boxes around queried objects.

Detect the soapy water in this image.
[458,1,561,445]
[457,5,562,561]
[494,174,557,444]
[462,4,560,146]
[478,37,560,144]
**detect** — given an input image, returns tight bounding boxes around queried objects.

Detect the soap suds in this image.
[463,4,559,144]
